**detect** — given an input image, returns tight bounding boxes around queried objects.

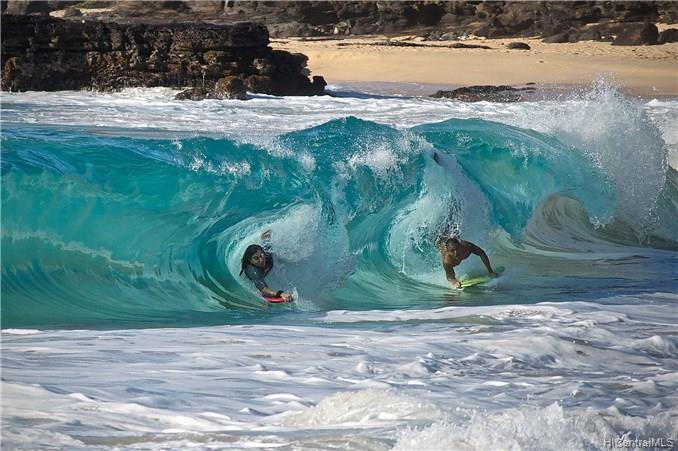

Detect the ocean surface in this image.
[2,81,677,450]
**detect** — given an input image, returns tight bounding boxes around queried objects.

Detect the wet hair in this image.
[240,244,264,275]
[436,235,461,251]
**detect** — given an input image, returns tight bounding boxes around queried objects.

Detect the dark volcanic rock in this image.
[542,32,572,44]
[4,1,678,41]
[245,75,275,94]
[370,40,426,48]
[214,76,247,99]
[449,43,492,49]
[337,41,492,50]
[569,23,620,43]
[175,75,248,100]
[612,22,659,46]
[430,85,536,102]
[175,87,216,101]
[658,28,678,44]
[62,6,82,17]
[577,28,603,42]
[506,42,530,50]
[1,14,326,97]
[4,0,51,15]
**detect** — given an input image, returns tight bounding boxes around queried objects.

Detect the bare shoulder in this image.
[463,241,485,253]
[460,240,475,249]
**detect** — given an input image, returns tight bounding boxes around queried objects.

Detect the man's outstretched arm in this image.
[469,243,496,276]
[443,260,462,288]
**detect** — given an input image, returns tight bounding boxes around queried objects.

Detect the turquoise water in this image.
[3,115,676,328]
[2,87,677,450]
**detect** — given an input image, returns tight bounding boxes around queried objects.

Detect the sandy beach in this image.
[45,5,678,97]
[273,31,678,97]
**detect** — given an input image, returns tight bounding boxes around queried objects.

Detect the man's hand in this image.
[489,271,498,278]
[261,229,272,240]
[281,292,293,302]
[451,279,462,289]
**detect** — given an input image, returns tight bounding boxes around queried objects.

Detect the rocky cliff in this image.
[219,1,678,40]
[1,14,326,96]
[7,1,675,41]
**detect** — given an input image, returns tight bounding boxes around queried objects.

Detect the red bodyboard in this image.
[261,295,290,303]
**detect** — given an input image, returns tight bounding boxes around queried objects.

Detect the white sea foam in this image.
[2,329,42,335]
[2,296,676,449]
[393,403,677,451]
[283,389,441,427]
[2,84,675,170]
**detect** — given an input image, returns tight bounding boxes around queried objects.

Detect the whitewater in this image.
[2,81,677,450]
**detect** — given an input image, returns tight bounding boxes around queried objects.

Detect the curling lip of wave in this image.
[1,115,675,328]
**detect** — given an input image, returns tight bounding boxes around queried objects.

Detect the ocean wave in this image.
[2,106,675,327]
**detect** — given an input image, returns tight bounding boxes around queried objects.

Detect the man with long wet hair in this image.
[240,230,293,301]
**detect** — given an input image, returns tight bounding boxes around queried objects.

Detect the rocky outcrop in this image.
[174,75,247,100]
[506,42,531,50]
[1,14,326,96]
[195,1,676,43]
[612,22,659,45]
[208,1,678,41]
[3,1,73,15]
[449,43,492,50]
[430,85,537,103]
[658,28,678,44]
[6,1,677,42]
